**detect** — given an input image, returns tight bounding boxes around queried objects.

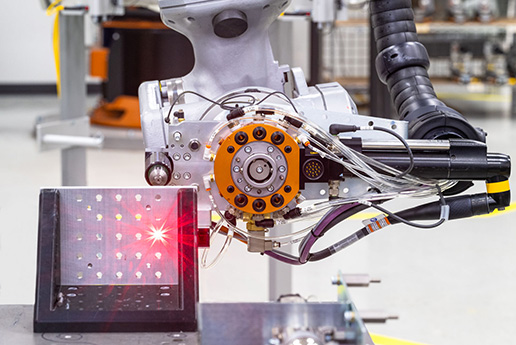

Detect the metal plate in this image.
[200,302,369,345]
[59,188,180,286]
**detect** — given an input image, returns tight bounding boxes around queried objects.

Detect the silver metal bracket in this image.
[36,116,104,152]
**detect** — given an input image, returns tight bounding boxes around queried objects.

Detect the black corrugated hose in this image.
[370,0,485,142]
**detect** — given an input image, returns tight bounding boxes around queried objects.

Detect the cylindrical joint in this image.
[145,152,173,186]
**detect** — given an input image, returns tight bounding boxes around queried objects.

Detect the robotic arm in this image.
[139,0,511,263]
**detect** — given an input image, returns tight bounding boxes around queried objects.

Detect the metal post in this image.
[59,13,87,186]
[268,225,293,301]
[268,256,293,301]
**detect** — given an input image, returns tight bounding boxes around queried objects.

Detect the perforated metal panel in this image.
[59,188,179,286]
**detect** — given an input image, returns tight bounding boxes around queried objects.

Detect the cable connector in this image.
[329,124,360,135]
[283,208,302,220]
[440,205,450,221]
[297,134,310,147]
[203,175,213,191]
[226,107,245,121]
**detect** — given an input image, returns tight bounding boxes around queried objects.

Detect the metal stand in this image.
[268,255,293,301]
[59,13,87,186]
[36,12,104,186]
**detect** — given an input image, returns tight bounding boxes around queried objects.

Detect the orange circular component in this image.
[214,123,300,215]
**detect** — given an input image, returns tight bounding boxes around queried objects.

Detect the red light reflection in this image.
[146,222,173,247]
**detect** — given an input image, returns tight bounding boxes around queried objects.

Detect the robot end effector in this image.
[140,0,511,260]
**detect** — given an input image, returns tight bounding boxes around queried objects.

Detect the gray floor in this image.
[0,95,515,345]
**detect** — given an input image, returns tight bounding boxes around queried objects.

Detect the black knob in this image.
[213,10,248,39]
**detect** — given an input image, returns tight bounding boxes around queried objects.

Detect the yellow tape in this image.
[46,0,64,97]
[370,333,430,345]
[486,180,510,194]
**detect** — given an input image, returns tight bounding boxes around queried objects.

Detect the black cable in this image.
[168,90,288,123]
[298,203,368,264]
[219,94,257,110]
[372,126,415,178]
[369,185,447,229]
[329,124,415,178]
[256,91,299,113]
[308,227,370,262]
[165,91,224,123]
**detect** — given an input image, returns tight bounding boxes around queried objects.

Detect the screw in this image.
[244,185,252,192]
[278,166,286,173]
[184,172,191,180]
[233,166,240,173]
[267,146,274,153]
[244,146,252,154]
[256,166,264,174]
[173,132,182,141]
[267,185,274,192]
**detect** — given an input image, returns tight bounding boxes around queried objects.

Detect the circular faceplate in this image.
[214,123,300,215]
[232,143,286,197]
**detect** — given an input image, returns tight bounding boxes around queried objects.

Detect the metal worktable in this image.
[1,304,376,345]
[0,305,199,345]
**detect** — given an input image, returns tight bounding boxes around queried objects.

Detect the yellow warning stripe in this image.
[486,180,511,194]
[370,333,430,345]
